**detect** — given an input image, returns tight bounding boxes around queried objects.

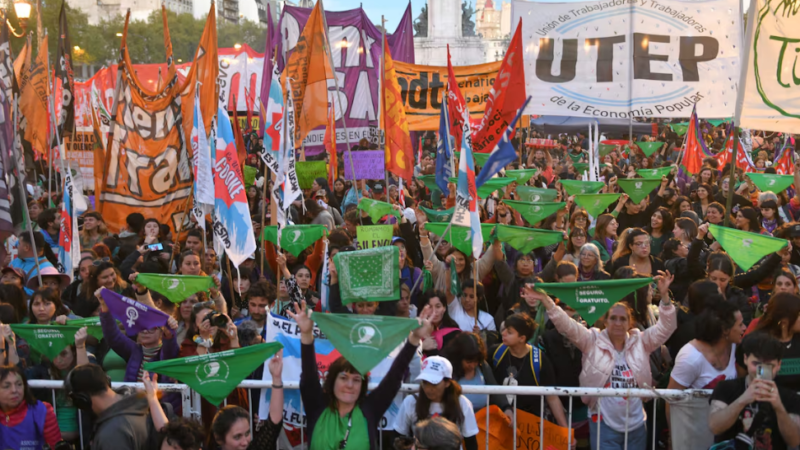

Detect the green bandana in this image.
[334,246,400,304]
[536,278,654,325]
[746,173,795,194]
[573,194,621,218]
[635,166,674,179]
[496,224,564,254]
[65,317,104,340]
[136,274,216,304]
[636,142,663,157]
[449,177,514,198]
[671,123,689,136]
[419,206,454,223]
[560,179,605,196]
[449,263,461,296]
[144,342,282,406]
[424,223,496,257]
[358,198,402,224]
[311,313,419,375]
[11,324,84,360]
[262,224,328,257]
[310,406,370,450]
[599,144,616,156]
[505,169,538,185]
[515,186,559,203]
[504,200,565,225]
[708,224,787,270]
[617,179,662,204]
[418,175,441,193]
[454,151,491,167]
[573,163,589,175]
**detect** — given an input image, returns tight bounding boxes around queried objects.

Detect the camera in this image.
[204,311,229,327]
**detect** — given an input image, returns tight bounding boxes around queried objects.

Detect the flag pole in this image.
[319,0,360,215]
[381,15,389,194]
[473,257,478,329]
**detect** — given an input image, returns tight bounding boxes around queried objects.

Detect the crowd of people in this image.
[0,125,799,450]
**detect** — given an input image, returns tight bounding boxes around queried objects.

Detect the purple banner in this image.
[343,150,385,180]
[277,4,415,156]
[101,289,170,336]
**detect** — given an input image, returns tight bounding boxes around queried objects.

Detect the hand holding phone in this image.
[146,243,164,251]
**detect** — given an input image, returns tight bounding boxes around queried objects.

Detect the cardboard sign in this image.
[344,150,386,181]
[295,161,327,190]
[356,225,394,250]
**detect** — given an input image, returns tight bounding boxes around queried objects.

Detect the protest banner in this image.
[513,0,741,118]
[343,150,386,180]
[394,60,502,130]
[357,225,394,250]
[295,161,328,189]
[515,409,574,450]
[258,313,419,430]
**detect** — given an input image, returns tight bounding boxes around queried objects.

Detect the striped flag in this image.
[452,105,483,257]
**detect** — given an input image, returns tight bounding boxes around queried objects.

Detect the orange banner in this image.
[284,1,333,144]
[476,406,573,450]
[99,6,217,234]
[383,40,414,181]
[19,33,49,155]
[394,60,502,131]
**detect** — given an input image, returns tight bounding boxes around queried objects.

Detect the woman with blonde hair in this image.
[79,212,109,250]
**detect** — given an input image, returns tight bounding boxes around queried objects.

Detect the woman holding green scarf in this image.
[287,300,434,450]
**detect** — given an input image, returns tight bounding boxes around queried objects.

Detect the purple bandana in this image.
[101,289,169,336]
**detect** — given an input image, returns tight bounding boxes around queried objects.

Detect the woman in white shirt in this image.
[392,356,479,450]
[667,295,745,450]
[444,276,496,333]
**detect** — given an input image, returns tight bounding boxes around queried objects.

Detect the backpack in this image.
[492,344,541,385]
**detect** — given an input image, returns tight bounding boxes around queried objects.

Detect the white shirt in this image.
[448,298,496,332]
[392,394,480,439]
[597,351,646,433]
[671,343,737,389]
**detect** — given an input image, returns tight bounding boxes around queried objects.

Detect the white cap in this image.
[402,208,416,224]
[415,356,453,384]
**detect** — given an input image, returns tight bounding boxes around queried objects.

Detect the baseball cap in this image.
[789,223,800,238]
[0,267,24,282]
[373,183,385,194]
[415,356,453,384]
[391,236,406,246]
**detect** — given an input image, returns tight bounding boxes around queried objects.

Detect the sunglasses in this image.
[92,257,111,266]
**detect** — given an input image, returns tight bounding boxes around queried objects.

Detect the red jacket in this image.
[1,400,61,448]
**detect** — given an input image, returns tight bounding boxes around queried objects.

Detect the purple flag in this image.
[276,5,415,156]
[257,3,277,139]
[101,289,170,336]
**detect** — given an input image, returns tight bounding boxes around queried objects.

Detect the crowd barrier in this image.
[28,380,713,450]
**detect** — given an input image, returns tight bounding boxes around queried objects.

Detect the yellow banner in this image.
[394,60,501,131]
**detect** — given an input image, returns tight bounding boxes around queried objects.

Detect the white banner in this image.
[512,0,741,118]
[736,0,800,133]
[258,313,421,430]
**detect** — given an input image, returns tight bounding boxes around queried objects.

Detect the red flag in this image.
[447,46,466,150]
[775,141,795,175]
[473,22,526,153]
[681,107,704,175]
[231,96,247,166]
[244,87,255,134]
[324,102,337,186]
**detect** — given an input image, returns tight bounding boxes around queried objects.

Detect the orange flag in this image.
[324,101,337,186]
[19,32,50,155]
[179,4,218,153]
[13,35,30,89]
[382,38,414,180]
[232,96,248,167]
[284,0,333,144]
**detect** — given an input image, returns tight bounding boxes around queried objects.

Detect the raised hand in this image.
[286,301,313,335]
[74,327,88,348]
[522,284,555,311]
[268,350,283,382]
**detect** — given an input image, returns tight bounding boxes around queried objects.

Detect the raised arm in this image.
[641,272,678,354]
[97,289,136,360]
[534,288,595,353]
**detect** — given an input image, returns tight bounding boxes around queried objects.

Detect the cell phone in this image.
[146,243,164,251]
[756,363,774,381]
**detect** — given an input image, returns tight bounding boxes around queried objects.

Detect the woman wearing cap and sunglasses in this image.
[287,300,433,450]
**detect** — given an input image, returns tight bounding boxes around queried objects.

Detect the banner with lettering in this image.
[276,4,415,155]
[512,0,741,118]
[736,0,800,133]
[343,150,386,180]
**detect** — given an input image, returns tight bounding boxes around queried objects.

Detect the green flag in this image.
[560,179,605,196]
[708,224,788,270]
[449,263,460,296]
[262,224,328,257]
[496,225,564,254]
[358,198,402,223]
[504,200,566,225]
[515,186,559,203]
[636,166,674,179]
[66,317,104,340]
[144,342,282,407]
[746,173,795,194]
[670,123,689,136]
[617,179,661,204]
[420,206,454,223]
[10,324,84,360]
[136,274,216,304]
[573,194,621,218]
[449,177,514,198]
[334,246,400,304]
[536,278,654,325]
[424,223,496,257]
[418,175,441,193]
[505,169,538,185]
[311,313,419,375]
[243,165,258,190]
[455,151,491,167]
[567,152,583,163]
[599,144,616,156]
[573,163,589,175]
[636,142,663,157]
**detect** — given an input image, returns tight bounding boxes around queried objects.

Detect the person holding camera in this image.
[708,332,800,450]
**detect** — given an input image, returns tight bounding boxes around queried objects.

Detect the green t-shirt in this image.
[310,406,370,450]
[103,349,127,382]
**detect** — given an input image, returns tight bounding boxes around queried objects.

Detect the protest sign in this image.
[357,225,394,250]
[295,161,328,189]
[343,150,386,180]
[516,409,574,450]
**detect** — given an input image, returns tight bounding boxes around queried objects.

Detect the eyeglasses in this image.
[633,241,650,248]
[92,257,111,266]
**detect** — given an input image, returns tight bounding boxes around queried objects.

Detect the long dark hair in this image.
[696,297,740,344]
[442,333,487,380]
[0,284,26,323]
[0,365,36,405]
[415,378,465,427]
[737,206,761,232]
[85,262,126,297]
[646,207,673,235]
[419,289,459,329]
[322,357,370,411]
[211,405,249,445]
[27,288,69,324]
[755,292,800,339]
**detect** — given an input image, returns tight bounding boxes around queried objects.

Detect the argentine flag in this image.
[453,105,483,257]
